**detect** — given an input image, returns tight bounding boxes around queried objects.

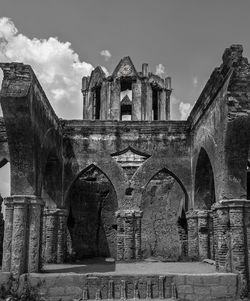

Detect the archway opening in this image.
[194,148,215,259]
[66,165,118,261]
[141,169,187,261]
[194,148,215,209]
[42,151,62,209]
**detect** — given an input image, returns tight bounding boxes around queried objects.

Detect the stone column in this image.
[197,210,209,260]
[28,197,44,272]
[116,210,142,261]
[212,202,230,272]
[186,210,199,260]
[116,212,124,260]
[111,79,120,120]
[165,90,171,120]
[159,90,166,120]
[44,209,58,263]
[2,198,13,272]
[11,196,29,276]
[106,81,112,120]
[228,200,250,297]
[145,83,152,121]
[57,209,68,263]
[124,211,135,260]
[100,81,107,120]
[134,211,142,260]
[132,80,142,121]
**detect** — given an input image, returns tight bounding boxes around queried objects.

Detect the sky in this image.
[1,0,250,196]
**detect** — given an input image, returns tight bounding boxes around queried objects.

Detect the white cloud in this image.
[179,102,192,120]
[193,76,198,88]
[100,49,111,61]
[0,17,94,119]
[155,63,165,77]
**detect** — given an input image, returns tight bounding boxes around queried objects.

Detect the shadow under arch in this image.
[194,147,215,210]
[65,163,118,260]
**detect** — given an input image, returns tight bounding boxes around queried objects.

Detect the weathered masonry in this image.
[1,45,250,297]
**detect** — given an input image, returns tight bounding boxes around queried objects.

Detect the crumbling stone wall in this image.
[141,173,185,261]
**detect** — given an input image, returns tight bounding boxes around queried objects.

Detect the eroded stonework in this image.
[1,45,250,297]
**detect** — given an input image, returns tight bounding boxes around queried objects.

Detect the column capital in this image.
[212,199,250,210]
[4,195,44,206]
[56,208,69,216]
[197,210,210,218]
[115,209,142,218]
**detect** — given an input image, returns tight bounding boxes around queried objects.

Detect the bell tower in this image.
[82,57,172,121]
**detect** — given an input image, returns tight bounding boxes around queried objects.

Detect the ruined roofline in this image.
[187,44,245,129]
[0,62,60,126]
[83,56,172,91]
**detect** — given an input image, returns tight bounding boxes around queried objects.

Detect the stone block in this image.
[211,285,228,296]
[48,286,65,296]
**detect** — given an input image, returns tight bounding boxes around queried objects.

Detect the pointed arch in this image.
[194,147,215,209]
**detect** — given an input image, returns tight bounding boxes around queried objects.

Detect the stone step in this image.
[78,278,177,300]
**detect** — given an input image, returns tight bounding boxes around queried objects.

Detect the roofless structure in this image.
[0,45,250,299]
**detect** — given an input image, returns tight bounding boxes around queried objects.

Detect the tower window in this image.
[121,95,132,120]
[93,87,101,120]
[152,88,159,120]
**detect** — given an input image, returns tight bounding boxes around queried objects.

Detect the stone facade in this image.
[1,45,250,297]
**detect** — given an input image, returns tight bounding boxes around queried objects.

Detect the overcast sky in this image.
[1,0,250,196]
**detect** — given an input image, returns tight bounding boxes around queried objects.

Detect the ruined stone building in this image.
[0,44,250,295]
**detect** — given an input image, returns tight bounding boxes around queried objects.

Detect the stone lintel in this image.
[4,195,44,206]
[197,210,210,218]
[212,199,250,210]
[116,209,142,218]
[186,209,199,219]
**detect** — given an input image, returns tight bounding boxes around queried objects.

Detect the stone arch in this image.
[194,147,215,209]
[64,158,127,208]
[131,155,191,210]
[65,163,118,260]
[140,167,188,261]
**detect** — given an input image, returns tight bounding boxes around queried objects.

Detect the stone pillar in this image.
[228,200,249,297]
[100,81,107,120]
[186,210,199,260]
[57,209,68,263]
[197,210,209,260]
[111,79,120,120]
[134,211,142,260]
[2,198,13,272]
[124,212,134,260]
[11,196,29,276]
[116,213,124,260]
[145,83,152,121]
[106,81,112,120]
[28,197,44,272]
[159,90,166,120]
[116,210,142,261]
[132,80,142,121]
[165,90,171,120]
[212,202,230,272]
[44,209,58,263]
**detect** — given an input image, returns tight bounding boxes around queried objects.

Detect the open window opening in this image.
[152,88,159,120]
[120,79,132,121]
[93,86,101,120]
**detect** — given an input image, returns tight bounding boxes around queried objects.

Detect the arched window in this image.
[152,88,159,120]
[120,78,132,120]
[93,86,101,120]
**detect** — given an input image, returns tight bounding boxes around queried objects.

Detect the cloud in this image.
[100,49,111,61]
[155,63,165,77]
[193,76,198,88]
[0,17,94,119]
[179,102,192,120]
